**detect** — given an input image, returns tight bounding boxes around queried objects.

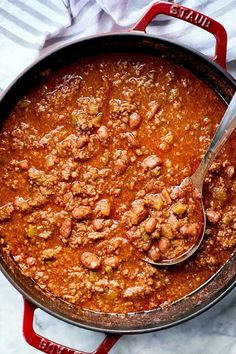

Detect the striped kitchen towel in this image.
[0,0,236,94]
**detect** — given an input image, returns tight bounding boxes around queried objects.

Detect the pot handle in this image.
[23,299,120,354]
[132,1,227,69]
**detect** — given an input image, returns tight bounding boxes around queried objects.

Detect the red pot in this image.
[1,2,235,353]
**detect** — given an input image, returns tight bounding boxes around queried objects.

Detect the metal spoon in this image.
[145,91,236,266]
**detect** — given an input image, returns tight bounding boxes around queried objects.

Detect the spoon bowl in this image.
[144,91,236,266]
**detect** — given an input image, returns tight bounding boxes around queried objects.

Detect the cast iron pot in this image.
[0,2,236,353]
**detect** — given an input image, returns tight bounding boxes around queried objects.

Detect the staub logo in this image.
[39,338,80,354]
[170,4,211,28]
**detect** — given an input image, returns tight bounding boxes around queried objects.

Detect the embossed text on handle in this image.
[170,4,211,28]
[39,338,80,354]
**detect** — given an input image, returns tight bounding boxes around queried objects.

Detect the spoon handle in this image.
[191,91,236,193]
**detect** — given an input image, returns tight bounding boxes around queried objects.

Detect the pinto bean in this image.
[145,217,157,234]
[60,219,72,238]
[125,132,139,147]
[104,256,120,269]
[77,135,89,148]
[114,161,128,176]
[179,223,198,237]
[147,101,160,120]
[167,214,179,232]
[72,206,91,219]
[19,160,29,170]
[80,252,101,270]
[206,209,221,223]
[159,237,170,253]
[97,126,109,140]
[148,245,161,261]
[129,112,141,129]
[141,155,162,170]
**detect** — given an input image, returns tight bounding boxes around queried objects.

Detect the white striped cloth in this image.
[0,0,236,94]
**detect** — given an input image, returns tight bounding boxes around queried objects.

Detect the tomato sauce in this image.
[0,53,235,313]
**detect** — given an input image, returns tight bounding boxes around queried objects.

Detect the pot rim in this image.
[0,31,235,102]
[2,254,236,334]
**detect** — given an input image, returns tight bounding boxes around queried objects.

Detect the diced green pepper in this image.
[27,224,35,238]
[164,132,174,144]
[71,113,78,126]
[92,113,102,127]
[105,266,113,275]
[89,271,98,281]
[150,167,161,177]
[222,215,233,225]
[161,224,173,239]
[107,290,118,300]
[141,228,150,241]
[103,151,110,165]
[153,196,163,211]
[88,102,99,115]
[172,202,187,216]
